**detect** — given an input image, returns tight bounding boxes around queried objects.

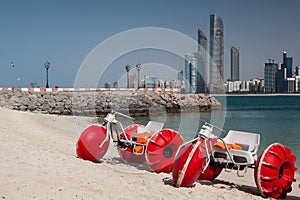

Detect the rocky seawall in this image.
[0,89,222,116]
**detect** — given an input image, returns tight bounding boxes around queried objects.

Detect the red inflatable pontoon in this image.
[76,125,109,162]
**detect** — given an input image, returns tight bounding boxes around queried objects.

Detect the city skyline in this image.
[0,1,300,87]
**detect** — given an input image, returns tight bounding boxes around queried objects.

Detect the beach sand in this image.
[0,107,299,199]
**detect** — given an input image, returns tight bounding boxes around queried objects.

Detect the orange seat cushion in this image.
[214,142,242,150]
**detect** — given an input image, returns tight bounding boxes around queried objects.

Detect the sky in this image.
[0,0,300,87]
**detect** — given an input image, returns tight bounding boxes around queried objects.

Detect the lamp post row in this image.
[42,62,141,89]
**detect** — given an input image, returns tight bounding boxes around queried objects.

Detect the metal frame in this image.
[176,120,260,177]
[99,111,150,155]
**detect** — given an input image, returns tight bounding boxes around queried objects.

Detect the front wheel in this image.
[76,125,109,162]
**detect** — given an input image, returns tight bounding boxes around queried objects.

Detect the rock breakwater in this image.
[0,89,222,116]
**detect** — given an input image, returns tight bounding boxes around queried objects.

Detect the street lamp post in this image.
[44,61,51,88]
[136,63,142,88]
[125,64,131,88]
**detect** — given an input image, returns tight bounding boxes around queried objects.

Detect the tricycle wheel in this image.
[117,124,146,164]
[172,138,206,187]
[254,143,297,199]
[145,129,184,173]
[76,125,109,162]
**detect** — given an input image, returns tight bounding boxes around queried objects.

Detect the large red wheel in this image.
[145,129,184,173]
[172,138,207,187]
[117,124,146,164]
[76,125,109,162]
[254,143,297,199]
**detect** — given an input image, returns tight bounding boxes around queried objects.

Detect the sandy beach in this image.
[0,107,299,200]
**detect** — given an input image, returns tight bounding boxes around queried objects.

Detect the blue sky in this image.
[0,0,300,87]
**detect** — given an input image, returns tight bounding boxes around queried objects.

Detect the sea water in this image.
[133,95,300,171]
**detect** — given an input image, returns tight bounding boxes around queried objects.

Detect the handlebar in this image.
[112,111,135,120]
[199,119,225,133]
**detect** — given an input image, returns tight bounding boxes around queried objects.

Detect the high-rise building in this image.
[185,54,197,93]
[198,28,208,52]
[277,63,285,93]
[282,51,293,78]
[209,14,224,92]
[184,52,207,93]
[231,46,240,81]
[264,59,278,93]
[197,28,208,93]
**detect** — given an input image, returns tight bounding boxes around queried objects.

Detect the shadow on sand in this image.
[162,177,300,200]
[101,156,151,172]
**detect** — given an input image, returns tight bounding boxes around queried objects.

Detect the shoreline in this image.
[0,107,299,199]
[215,93,300,97]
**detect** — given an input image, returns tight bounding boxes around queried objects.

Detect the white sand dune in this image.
[0,108,299,199]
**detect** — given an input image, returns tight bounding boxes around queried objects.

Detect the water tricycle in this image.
[76,112,297,199]
[172,120,297,199]
[76,111,184,173]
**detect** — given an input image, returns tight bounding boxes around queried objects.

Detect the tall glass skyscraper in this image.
[209,14,224,92]
[264,59,278,93]
[197,28,208,93]
[231,46,240,81]
[282,51,293,78]
[185,54,197,93]
[198,28,207,52]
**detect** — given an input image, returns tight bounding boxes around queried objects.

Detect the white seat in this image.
[213,130,260,165]
[137,121,164,134]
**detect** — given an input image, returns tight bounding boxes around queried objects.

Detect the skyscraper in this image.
[198,28,207,52]
[197,28,208,93]
[209,14,224,92]
[282,51,293,78]
[277,63,285,93]
[231,46,240,81]
[264,59,278,93]
[185,53,197,93]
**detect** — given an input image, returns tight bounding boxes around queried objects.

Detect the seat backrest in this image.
[223,130,260,153]
[137,121,164,134]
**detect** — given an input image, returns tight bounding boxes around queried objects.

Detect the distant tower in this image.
[231,46,240,81]
[195,52,207,93]
[282,51,293,78]
[198,28,208,52]
[197,28,208,93]
[209,14,224,92]
[264,59,278,93]
[185,54,197,93]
